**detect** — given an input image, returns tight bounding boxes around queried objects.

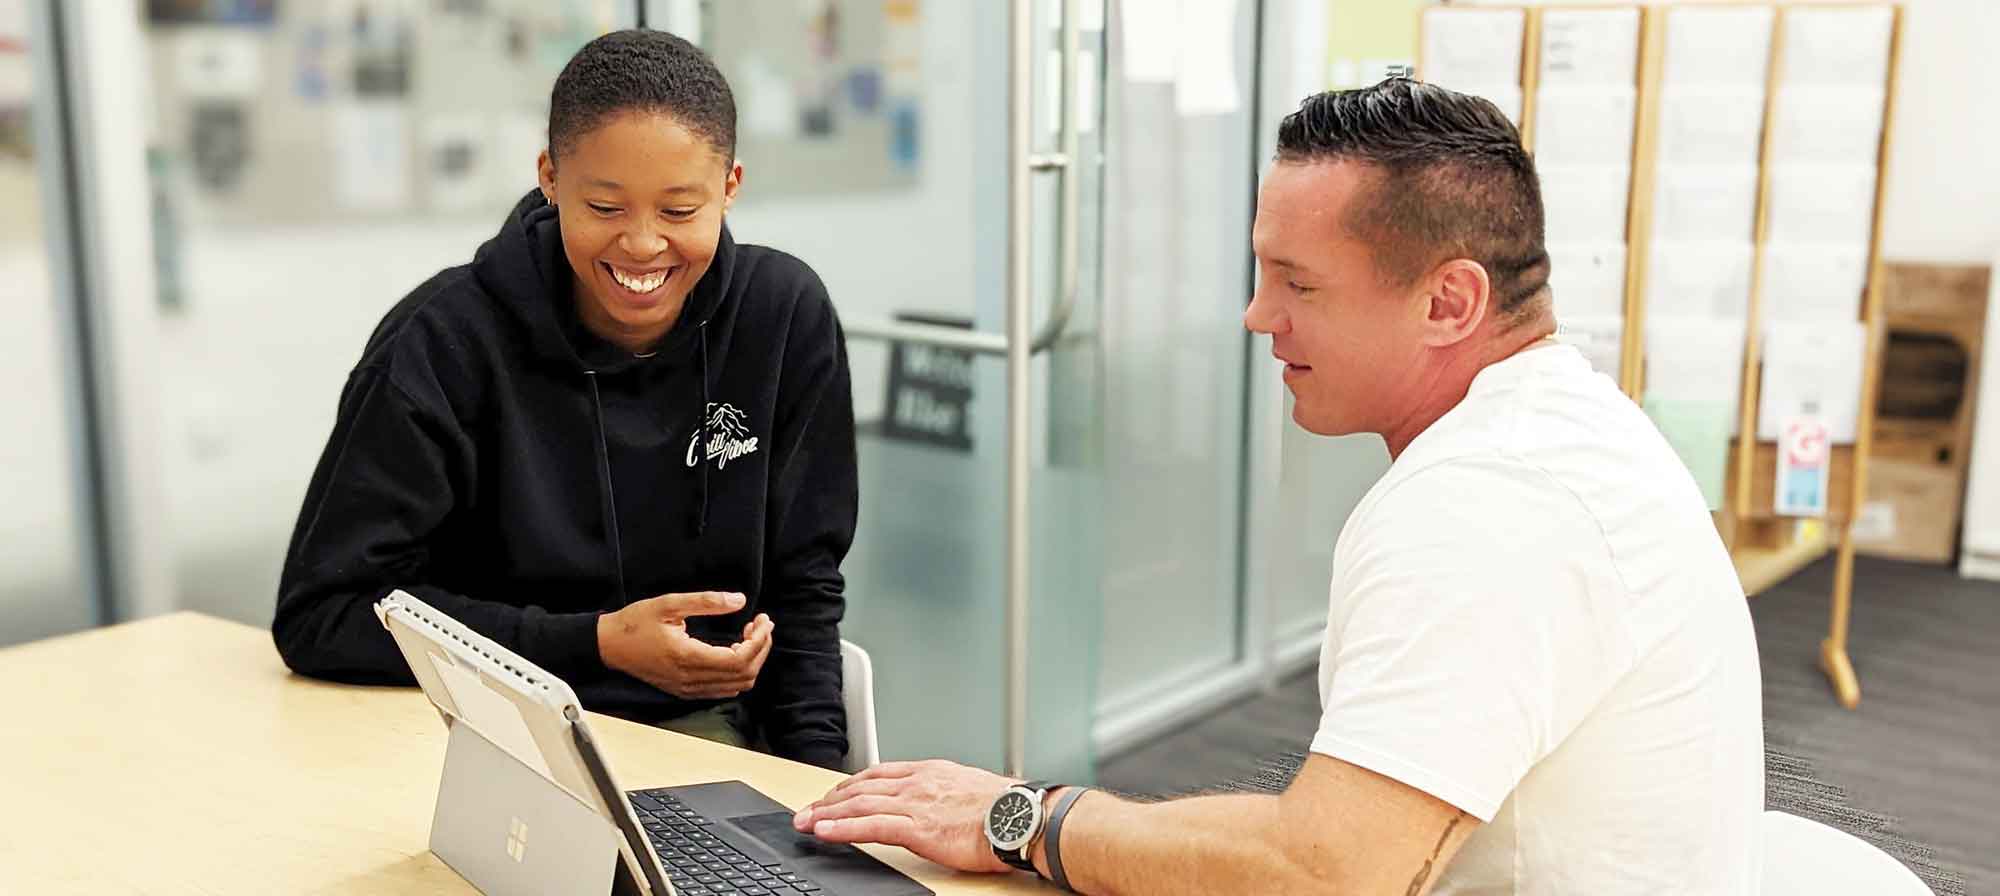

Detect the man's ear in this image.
[1421,258,1492,347]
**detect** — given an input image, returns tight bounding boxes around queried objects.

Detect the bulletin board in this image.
[707,0,923,197]
[144,0,626,226]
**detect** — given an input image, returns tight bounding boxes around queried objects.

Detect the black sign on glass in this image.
[881,313,975,452]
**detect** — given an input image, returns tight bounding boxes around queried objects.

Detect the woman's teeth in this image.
[610,266,668,294]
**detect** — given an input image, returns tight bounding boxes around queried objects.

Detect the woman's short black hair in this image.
[547,29,737,164]
[1276,78,1550,316]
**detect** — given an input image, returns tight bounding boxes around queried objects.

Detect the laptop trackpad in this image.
[728,812,934,896]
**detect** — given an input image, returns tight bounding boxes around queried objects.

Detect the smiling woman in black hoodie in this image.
[273,30,857,770]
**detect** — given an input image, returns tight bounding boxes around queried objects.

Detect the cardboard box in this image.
[1882,264,1992,321]
[1853,457,1965,564]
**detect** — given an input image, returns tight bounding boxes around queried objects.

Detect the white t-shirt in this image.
[1313,343,1764,895]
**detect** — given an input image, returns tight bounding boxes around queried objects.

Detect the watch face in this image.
[986,790,1038,850]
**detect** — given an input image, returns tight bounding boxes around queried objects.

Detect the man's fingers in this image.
[813,777,909,811]
[801,795,914,826]
[810,814,919,848]
[839,761,922,787]
[812,776,910,810]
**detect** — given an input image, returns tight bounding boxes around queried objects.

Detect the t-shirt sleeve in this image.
[1309,457,1635,822]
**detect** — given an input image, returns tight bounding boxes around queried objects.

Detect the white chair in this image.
[1761,810,1935,895]
[839,639,881,773]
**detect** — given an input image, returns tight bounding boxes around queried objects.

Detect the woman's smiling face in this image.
[537,110,742,354]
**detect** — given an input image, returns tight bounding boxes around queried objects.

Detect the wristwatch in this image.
[983,781,1052,872]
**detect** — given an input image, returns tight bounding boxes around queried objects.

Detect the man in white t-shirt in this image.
[790,78,1765,894]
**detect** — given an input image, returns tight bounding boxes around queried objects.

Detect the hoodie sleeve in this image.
[749,275,859,771]
[272,361,607,684]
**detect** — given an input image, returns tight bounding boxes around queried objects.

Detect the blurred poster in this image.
[1175,0,1240,116]
[710,0,920,195]
[425,116,488,212]
[1,12,29,164]
[350,2,412,98]
[148,0,278,25]
[331,100,410,211]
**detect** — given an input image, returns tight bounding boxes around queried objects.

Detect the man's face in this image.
[1245,159,1430,437]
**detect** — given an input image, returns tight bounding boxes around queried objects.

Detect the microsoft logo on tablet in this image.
[506,818,529,862]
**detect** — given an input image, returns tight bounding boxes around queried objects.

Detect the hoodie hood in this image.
[472,188,739,374]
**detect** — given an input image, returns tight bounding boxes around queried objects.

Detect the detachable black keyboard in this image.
[630,789,824,895]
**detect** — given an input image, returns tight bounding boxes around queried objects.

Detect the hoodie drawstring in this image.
[695,320,712,538]
[583,370,628,600]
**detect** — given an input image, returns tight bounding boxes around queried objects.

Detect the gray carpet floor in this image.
[1097,556,2000,893]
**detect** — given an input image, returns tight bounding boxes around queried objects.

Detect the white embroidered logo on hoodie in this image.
[687,402,760,469]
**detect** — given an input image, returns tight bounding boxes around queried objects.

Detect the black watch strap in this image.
[1043,787,1089,891]
[992,781,1050,872]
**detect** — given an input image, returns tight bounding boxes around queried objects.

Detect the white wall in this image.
[1877,0,2000,264]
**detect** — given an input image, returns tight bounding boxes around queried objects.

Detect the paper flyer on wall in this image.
[1770,85,1886,168]
[331,100,411,212]
[1556,313,1625,381]
[1757,319,1868,444]
[1122,0,1177,82]
[1765,164,1878,247]
[1774,416,1833,518]
[1644,315,1749,510]
[1656,86,1765,167]
[1781,5,1893,87]
[1651,164,1758,242]
[1537,8,1640,86]
[1662,6,1774,87]
[1548,242,1629,319]
[1422,8,1525,88]
[1646,240,1754,321]
[1540,164,1632,245]
[1532,86,1637,167]
[1174,0,1242,116]
[1760,242,1869,324]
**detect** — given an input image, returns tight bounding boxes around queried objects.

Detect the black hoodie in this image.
[274,190,857,769]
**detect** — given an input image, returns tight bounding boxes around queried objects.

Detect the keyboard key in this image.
[790,883,821,892]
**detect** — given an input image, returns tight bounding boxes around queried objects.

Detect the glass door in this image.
[703,0,1108,781]
[1089,0,1261,751]
[0,0,96,646]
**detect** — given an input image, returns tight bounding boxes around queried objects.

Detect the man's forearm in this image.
[1031,790,1330,895]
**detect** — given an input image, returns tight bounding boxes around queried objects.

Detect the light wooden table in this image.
[0,613,1051,896]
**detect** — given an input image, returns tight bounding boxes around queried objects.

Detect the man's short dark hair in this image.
[1275,78,1550,316]
[548,29,736,164]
